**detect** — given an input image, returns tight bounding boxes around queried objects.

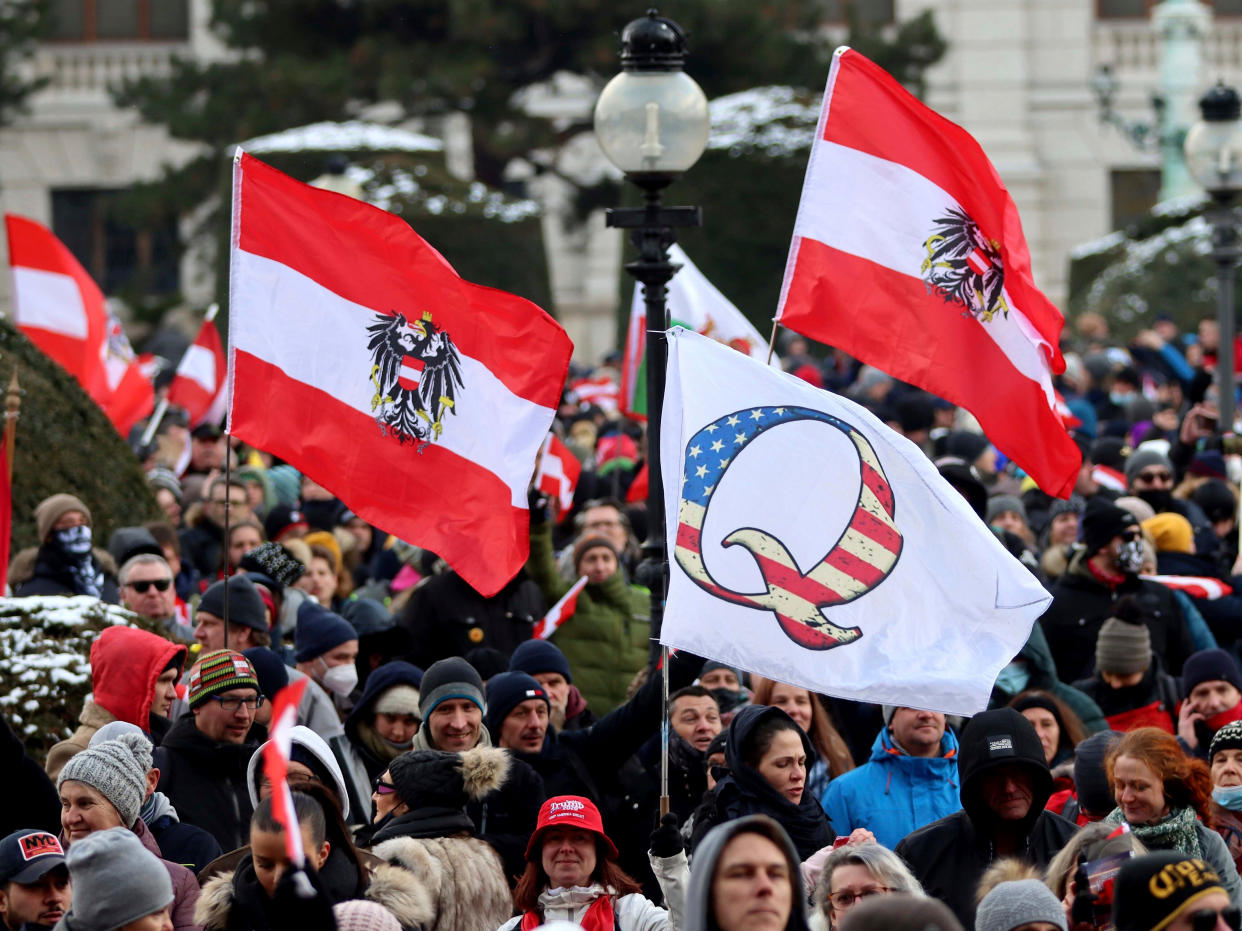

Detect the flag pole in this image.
[5,369,20,483]
[765,319,781,366]
[659,643,670,817]
[139,397,169,449]
[222,430,233,648]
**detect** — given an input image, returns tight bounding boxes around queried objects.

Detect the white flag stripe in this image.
[231,248,551,507]
[11,267,88,338]
[178,343,219,392]
[795,140,1056,404]
[659,329,1051,715]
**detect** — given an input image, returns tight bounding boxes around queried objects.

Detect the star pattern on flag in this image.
[681,406,849,507]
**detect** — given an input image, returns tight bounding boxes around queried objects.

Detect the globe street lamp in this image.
[594,9,709,651]
[1185,82,1242,433]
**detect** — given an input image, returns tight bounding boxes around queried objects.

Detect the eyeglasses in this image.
[127,578,172,593]
[1136,470,1173,484]
[1190,906,1242,931]
[829,888,890,910]
[208,694,264,712]
[373,777,396,796]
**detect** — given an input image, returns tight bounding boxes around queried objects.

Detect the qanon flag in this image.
[660,329,1051,714]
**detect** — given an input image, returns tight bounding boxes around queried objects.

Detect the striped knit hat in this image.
[187,649,260,708]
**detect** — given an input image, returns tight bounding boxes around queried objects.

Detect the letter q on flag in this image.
[659,329,1052,716]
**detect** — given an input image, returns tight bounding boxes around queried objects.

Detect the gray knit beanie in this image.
[62,828,172,931]
[1095,618,1151,676]
[1124,448,1175,486]
[57,734,151,828]
[985,495,1027,526]
[976,879,1067,931]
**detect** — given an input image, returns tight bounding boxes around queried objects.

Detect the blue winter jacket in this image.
[820,725,961,849]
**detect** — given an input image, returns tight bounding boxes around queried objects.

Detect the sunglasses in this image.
[127,578,172,593]
[1191,906,1242,931]
[1137,470,1173,483]
[374,777,396,796]
[1119,530,1140,542]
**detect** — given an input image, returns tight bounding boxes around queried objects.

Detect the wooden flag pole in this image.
[765,319,781,366]
[4,369,20,483]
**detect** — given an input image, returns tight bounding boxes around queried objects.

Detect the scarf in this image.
[1105,804,1201,857]
[140,792,178,826]
[521,885,616,931]
[411,724,491,752]
[357,720,409,766]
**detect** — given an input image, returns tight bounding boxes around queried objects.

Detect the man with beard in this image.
[1038,498,1194,681]
[0,831,70,931]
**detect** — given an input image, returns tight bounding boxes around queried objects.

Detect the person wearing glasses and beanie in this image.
[46,628,185,780]
[1112,852,1238,931]
[153,651,266,852]
[1038,498,1194,682]
[56,736,199,931]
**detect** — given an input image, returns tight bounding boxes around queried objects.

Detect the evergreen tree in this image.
[0,0,50,128]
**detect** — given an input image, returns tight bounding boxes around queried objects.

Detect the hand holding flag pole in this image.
[262,677,314,898]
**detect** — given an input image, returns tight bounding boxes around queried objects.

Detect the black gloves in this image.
[649,812,683,858]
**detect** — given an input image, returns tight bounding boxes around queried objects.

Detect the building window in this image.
[49,0,189,40]
[823,0,895,26]
[1110,169,1161,231]
[1099,0,1242,16]
[51,189,180,298]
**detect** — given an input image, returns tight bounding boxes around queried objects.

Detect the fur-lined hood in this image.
[370,835,511,931]
[196,861,433,931]
[459,746,509,800]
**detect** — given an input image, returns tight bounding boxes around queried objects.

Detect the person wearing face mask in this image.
[294,601,360,719]
[1125,448,1217,557]
[16,495,118,602]
[1210,722,1242,873]
[1038,498,1195,682]
[343,662,424,782]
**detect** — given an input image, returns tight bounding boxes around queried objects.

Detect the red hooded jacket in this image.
[90,626,186,728]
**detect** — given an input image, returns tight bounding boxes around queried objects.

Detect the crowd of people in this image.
[7,311,1242,931]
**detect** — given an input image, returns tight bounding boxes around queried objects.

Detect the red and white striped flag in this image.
[533,575,588,640]
[775,49,1080,498]
[5,214,154,436]
[168,305,227,426]
[536,434,581,522]
[228,153,572,597]
[1054,390,1082,430]
[1141,574,1234,600]
[1093,464,1127,493]
[262,677,310,872]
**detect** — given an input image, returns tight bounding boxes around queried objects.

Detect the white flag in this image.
[659,328,1051,715]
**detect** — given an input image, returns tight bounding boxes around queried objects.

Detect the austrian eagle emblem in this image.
[366,310,463,447]
[921,208,1010,324]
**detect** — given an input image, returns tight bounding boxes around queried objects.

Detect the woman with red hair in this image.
[1105,727,1242,903]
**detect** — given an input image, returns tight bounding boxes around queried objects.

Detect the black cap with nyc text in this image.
[0,829,66,885]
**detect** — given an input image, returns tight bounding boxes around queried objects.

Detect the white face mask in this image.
[320,661,358,698]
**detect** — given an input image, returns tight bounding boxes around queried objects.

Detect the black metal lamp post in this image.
[593,9,710,646]
[1185,82,1242,434]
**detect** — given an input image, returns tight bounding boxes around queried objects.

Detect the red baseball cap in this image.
[524,795,618,861]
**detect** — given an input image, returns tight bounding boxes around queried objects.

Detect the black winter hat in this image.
[1113,852,1226,931]
[509,639,573,684]
[484,672,549,739]
[419,657,485,719]
[108,527,164,569]
[198,575,267,632]
[389,750,466,808]
[1081,498,1138,557]
[1210,721,1242,762]
[944,430,990,463]
[243,647,288,702]
[1181,648,1242,699]
[1073,730,1123,817]
[958,708,1052,823]
[239,541,306,587]
[1192,480,1238,525]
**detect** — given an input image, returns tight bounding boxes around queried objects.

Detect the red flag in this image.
[532,575,588,640]
[536,434,581,522]
[228,153,572,597]
[1054,390,1082,430]
[168,307,227,426]
[775,49,1081,498]
[262,678,309,865]
[1140,574,1234,600]
[5,214,154,436]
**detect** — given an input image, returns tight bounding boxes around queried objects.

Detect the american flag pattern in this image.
[673,405,903,651]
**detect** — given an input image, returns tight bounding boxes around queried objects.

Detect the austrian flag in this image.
[228,153,572,596]
[775,48,1081,498]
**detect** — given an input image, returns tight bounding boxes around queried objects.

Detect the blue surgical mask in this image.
[54,524,92,557]
[1214,785,1242,812]
[1110,391,1135,407]
[994,661,1030,697]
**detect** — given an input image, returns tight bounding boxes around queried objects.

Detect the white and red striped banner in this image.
[1141,574,1234,600]
[532,575,588,640]
[659,329,1052,715]
[536,433,581,521]
[262,678,309,867]
[168,306,227,427]
[228,153,572,597]
[6,214,154,436]
[775,49,1080,498]
[1093,464,1127,493]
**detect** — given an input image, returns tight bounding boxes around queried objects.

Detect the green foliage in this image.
[0,319,161,553]
[847,10,947,99]
[0,596,159,761]
[0,0,50,128]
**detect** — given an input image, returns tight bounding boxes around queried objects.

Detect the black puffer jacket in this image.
[1038,548,1194,681]
[895,708,1077,928]
[154,715,266,852]
[15,545,119,602]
